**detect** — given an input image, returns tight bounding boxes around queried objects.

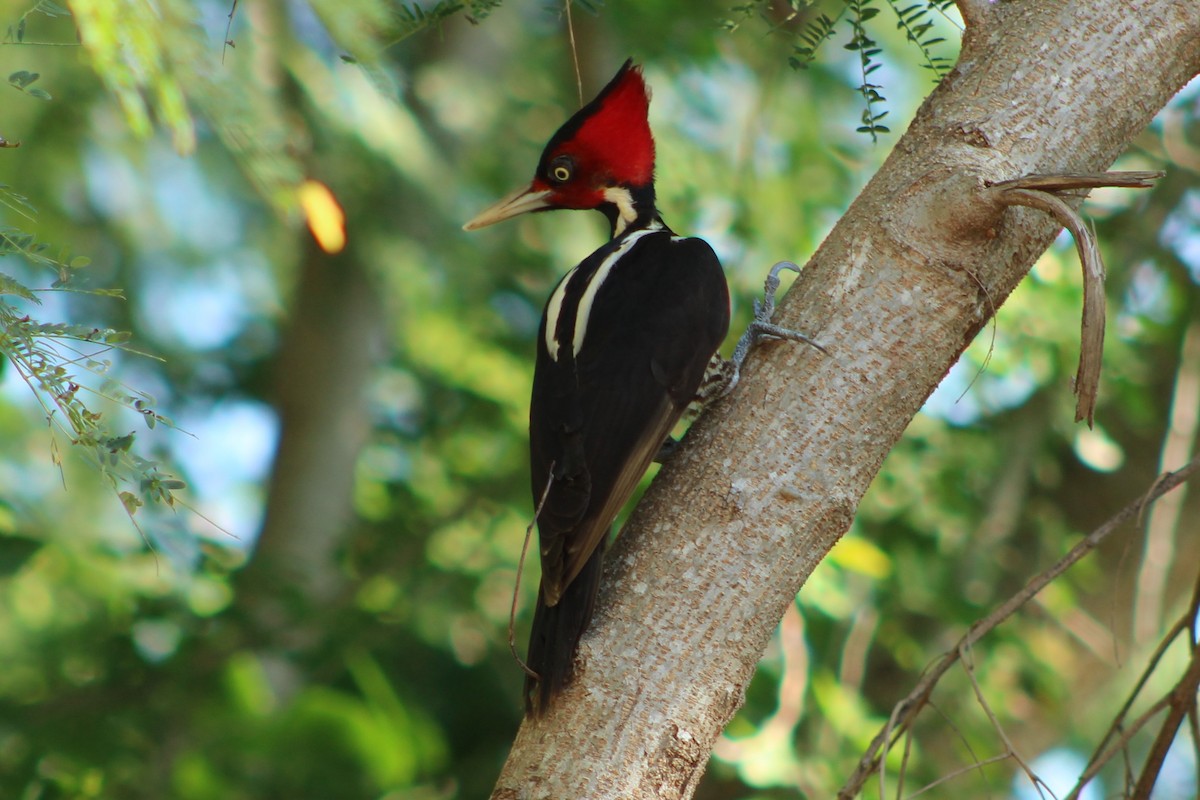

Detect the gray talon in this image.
[720,261,824,398]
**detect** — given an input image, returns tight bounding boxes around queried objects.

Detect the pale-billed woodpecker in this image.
[465,60,817,715]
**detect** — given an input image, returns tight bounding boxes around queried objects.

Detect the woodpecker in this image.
[465,60,815,715]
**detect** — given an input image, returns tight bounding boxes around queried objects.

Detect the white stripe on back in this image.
[544,266,576,361]
[571,222,661,357]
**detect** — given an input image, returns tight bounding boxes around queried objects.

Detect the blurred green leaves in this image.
[71,0,194,152]
[165,651,448,799]
[7,69,50,99]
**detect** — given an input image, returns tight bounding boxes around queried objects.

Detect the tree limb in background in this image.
[1127,647,1200,800]
[838,454,1200,800]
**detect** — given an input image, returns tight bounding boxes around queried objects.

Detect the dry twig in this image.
[508,463,556,680]
[1128,570,1200,798]
[988,171,1162,426]
[1067,549,1200,799]
[837,452,1200,800]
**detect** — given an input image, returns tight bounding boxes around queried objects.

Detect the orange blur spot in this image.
[299,180,346,254]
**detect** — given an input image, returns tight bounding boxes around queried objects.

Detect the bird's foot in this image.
[717,261,825,399]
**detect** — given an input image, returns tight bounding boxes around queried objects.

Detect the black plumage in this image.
[525,222,729,712]
[463,61,733,715]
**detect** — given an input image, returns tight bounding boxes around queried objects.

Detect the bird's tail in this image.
[524,540,606,716]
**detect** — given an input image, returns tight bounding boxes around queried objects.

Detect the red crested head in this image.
[534,60,655,199]
[464,60,658,236]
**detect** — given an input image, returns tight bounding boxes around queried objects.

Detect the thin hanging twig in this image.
[222,0,239,63]
[564,0,583,107]
[508,462,556,680]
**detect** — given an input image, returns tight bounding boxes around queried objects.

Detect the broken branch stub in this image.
[988,171,1163,427]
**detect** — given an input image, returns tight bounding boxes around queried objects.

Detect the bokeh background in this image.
[1,1,1198,797]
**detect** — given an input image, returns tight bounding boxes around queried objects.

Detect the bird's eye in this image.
[549,157,573,184]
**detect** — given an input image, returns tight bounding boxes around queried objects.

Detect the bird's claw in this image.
[720,261,824,398]
[742,321,825,352]
[759,260,795,318]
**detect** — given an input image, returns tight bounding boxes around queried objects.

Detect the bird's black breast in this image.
[529,223,730,595]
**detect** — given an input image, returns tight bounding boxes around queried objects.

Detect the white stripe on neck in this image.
[603,187,638,237]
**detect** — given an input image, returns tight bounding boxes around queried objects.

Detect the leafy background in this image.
[1,1,1198,798]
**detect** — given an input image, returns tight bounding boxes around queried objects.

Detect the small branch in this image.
[905,753,1012,799]
[1128,571,1200,799]
[0,40,81,46]
[508,464,556,681]
[989,172,1164,192]
[222,0,240,63]
[1081,614,1189,776]
[1065,694,1173,800]
[1130,645,1200,799]
[1068,569,1200,798]
[959,640,1048,795]
[837,453,1200,800]
[989,171,1162,427]
[998,187,1104,425]
[564,0,583,107]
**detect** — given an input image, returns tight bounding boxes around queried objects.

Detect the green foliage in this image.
[0,184,35,220]
[68,0,195,152]
[3,0,71,45]
[7,69,50,99]
[891,1,954,75]
[790,11,840,67]
[66,0,306,212]
[784,0,959,139]
[379,0,506,49]
[2,170,187,541]
[0,228,95,286]
[0,303,189,523]
[844,0,889,140]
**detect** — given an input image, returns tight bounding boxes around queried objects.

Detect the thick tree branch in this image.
[491,1,1200,796]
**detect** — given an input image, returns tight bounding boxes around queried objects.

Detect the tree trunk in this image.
[235,239,382,647]
[491,1,1200,797]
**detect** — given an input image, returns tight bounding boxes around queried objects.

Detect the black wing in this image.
[530,229,730,604]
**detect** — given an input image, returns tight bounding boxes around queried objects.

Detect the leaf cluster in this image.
[7,69,50,100]
[784,0,958,139]
[3,0,70,46]
[0,300,188,520]
[2,177,186,533]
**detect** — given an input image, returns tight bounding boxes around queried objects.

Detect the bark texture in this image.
[492,1,1200,796]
